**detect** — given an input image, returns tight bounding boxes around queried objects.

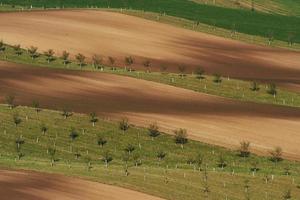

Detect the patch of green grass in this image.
[0,0,299,44]
[1,44,300,108]
[1,104,300,200]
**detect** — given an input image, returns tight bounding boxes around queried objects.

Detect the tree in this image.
[143,60,151,73]
[0,40,5,52]
[69,128,79,142]
[61,50,70,65]
[32,100,40,113]
[270,146,283,163]
[288,32,295,46]
[174,128,188,149]
[85,156,92,171]
[119,118,130,133]
[195,67,205,79]
[92,54,102,69]
[250,159,259,173]
[74,150,81,160]
[125,56,134,71]
[240,141,251,158]
[90,112,98,127]
[244,179,251,200]
[97,136,107,148]
[282,189,292,200]
[13,44,22,56]
[250,81,259,91]
[108,56,115,66]
[40,123,48,135]
[157,150,166,162]
[148,122,160,140]
[28,46,38,59]
[218,154,227,169]
[102,150,113,167]
[124,144,135,155]
[213,73,222,83]
[13,113,22,127]
[5,94,15,109]
[44,49,55,63]
[15,136,25,160]
[178,65,186,78]
[62,108,72,119]
[75,53,86,68]
[267,31,274,46]
[133,153,141,167]
[267,83,277,98]
[48,147,56,166]
[195,153,204,170]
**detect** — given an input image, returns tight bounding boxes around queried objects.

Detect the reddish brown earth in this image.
[0,169,164,200]
[0,10,299,90]
[0,61,300,159]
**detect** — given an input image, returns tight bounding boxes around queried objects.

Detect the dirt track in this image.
[0,61,300,159]
[0,10,300,90]
[0,169,164,200]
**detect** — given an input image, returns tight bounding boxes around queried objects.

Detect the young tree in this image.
[240,141,251,158]
[74,150,81,160]
[267,83,277,98]
[61,50,70,65]
[143,60,151,73]
[62,108,72,119]
[195,153,204,171]
[178,65,186,78]
[15,136,25,160]
[119,118,130,133]
[213,73,222,83]
[0,40,5,52]
[133,153,141,167]
[13,113,22,127]
[288,32,295,46]
[282,189,292,200]
[44,49,55,63]
[250,81,260,91]
[69,128,79,142]
[270,146,283,163]
[156,150,166,162]
[148,122,160,140]
[108,56,115,66]
[40,123,48,135]
[13,44,22,56]
[124,144,135,155]
[102,150,113,167]
[218,154,227,169]
[97,136,107,148]
[75,53,86,68]
[125,56,134,71]
[48,147,56,166]
[5,94,15,109]
[267,31,274,46]
[174,128,188,149]
[32,100,40,113]
[28,46,38,59]
[89,112,98,127]
[250,159,259,173]
[195,67,205,79]
[92,54,102,70]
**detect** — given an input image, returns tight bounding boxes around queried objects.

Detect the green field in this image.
[0,0,299,44]
[1,43,300,108]
[0,104,300,200]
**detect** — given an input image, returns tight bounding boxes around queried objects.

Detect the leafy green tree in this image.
[44,49,55,63]
[195,67,205,79]
[92,54,102,69]
[213,73,222,83]
[40,123,48,135]
[13,113,22,127]
[97,136,107,148]
[240,141,251,158]
[90,112,98,127]
[157,150,166,162]
[75,53,86,68]
[74,150,81,160]
[69,128,79,142]
[28,46,38,59]
[13,44,22,56]
[5,95,15,109]
[124,144,135,155]
[102,150,113,167]
[250,81,259,91]
[0,40,5,52]
[148,122,160,140]
[174,128,188,149]
[119,118,130,133]
[15,136,25,160]
[61,50,70,65]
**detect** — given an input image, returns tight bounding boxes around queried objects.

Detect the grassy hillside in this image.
[1,44,300,108]
[0,104,300,200]
[191,0,300,16]
[1,0,299,44]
